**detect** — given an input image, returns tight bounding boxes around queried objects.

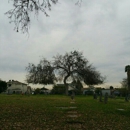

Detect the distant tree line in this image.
[0,79,7,93]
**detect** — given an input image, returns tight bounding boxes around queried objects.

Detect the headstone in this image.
[93,92,97,99]
[99,92,103,102]
[71,91,75,100]
[104,92,108,104]
[125,95,129,102]
[26,86,31,96]
[117,109,125,111]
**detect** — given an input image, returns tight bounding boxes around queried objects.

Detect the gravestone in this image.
[125,94,130,102]
[26,86,31,96]
[71,91,75,100]
[99,92,103,102]
[104,92,108,104]
[93,93,97,99]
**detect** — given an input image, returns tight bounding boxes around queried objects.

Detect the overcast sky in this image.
[0,0,130,88]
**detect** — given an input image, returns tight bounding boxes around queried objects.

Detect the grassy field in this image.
[0,94,130,130]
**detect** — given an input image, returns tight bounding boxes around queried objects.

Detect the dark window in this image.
[8,84,11,87]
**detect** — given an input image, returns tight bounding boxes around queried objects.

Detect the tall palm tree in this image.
[125,65,130,91]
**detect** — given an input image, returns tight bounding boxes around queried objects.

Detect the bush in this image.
[0,80,7,93]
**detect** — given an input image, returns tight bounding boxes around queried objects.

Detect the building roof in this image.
[7,80,27,85]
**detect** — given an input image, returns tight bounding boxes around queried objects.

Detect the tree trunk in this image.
[64,74,70,95]
[127,71,130,91]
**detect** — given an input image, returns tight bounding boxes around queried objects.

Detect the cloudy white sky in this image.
[0,0,130,88]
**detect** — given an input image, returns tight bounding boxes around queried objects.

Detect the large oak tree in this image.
[26,50,105,95]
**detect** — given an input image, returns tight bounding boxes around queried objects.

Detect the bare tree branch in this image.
[5,0,58,33]
[5,0,82,33]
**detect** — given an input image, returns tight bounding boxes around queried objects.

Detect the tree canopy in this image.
[26,50,105,95]
[0,79,7,93]
[6,0,82,33]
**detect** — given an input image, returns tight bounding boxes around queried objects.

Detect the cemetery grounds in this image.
[0,94,130,130]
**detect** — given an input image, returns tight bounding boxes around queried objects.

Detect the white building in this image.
[6,80,28,94]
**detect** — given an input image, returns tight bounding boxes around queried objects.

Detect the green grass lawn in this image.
[0,94,130,130]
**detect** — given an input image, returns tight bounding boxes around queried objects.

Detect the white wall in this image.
[7,82,27,94]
